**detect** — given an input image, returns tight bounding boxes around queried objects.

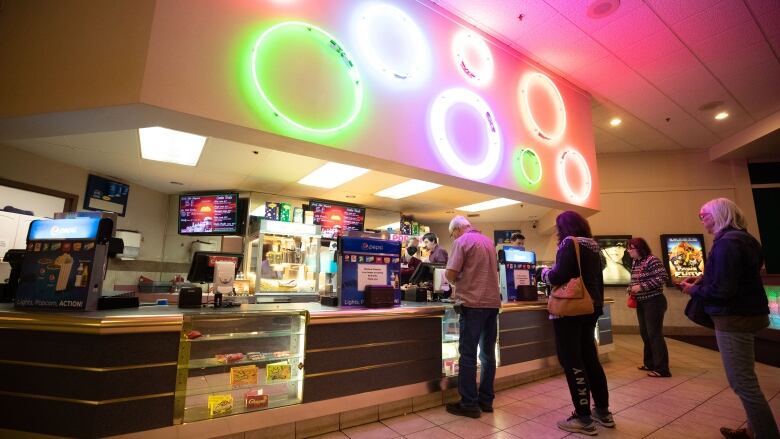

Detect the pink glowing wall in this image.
[141,0,599,209]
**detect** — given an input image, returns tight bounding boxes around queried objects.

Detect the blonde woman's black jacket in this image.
[689,227,769,316]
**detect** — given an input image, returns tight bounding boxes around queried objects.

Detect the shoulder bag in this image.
[684,297,713,328]
[547,238,595,316]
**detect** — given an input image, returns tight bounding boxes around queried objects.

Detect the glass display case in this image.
[174,310,308,423]
[441,307,501,377]
[246,219,322,295]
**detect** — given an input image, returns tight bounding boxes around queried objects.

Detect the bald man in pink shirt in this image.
[444,216,501,418]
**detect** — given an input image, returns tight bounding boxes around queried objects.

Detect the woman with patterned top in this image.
[626,237,671,377]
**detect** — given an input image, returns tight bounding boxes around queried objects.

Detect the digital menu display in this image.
[310,200,365,239]
[179,193,238,235]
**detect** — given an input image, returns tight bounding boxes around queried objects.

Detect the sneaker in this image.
[592,410,615,428]
[479,403,493,413]
[719,427,751,439]
[445,402,481,418]
[557,414,598,436]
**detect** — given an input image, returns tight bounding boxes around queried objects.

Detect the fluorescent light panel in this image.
[457,198,521,212]
[374,179,441,199]
[139,127,206,166]
[297,162,370,188]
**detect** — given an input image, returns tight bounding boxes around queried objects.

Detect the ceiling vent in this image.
[587,0,620,19]
[467,213,481,218]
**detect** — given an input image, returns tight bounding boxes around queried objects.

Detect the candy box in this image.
[244,389,268,409]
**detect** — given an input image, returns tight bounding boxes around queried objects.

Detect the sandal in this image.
[647,371,672,378]
[637,365,651,371]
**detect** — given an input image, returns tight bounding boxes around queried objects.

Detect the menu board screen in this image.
[310,200,365,239]
[179,193,238,235]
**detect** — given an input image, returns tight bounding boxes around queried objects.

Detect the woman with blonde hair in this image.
[681,198,778,439]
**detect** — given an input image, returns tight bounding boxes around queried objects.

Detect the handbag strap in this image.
[571,237,583,277]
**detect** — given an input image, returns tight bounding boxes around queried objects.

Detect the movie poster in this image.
[595,236,632,286]
[660,234,706,285]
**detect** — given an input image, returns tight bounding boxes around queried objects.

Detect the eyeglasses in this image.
[698,212,710,220]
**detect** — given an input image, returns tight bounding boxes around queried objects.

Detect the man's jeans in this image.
[715,329,780,439]
[458,307,499,407]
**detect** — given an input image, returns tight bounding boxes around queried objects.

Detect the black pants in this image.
[637,294,670,374]
[553,313,610,420]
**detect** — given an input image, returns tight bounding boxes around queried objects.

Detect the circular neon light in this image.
[451,30,494,85]
[356,4,427,80]
[557,149,592,203]
[251,21,363,134]
[519,72,567,142]
[430,88,502,180]
[518,147,542,185]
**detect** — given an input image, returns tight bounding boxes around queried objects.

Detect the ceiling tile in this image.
[646,0,722,25]
[61,130,139,156]
[184,171,247,192]
[543,0,645,33]
[590,4,667,52]
[533,34,611,73]
[612,28,687,69]
[691,21,769,73]
[745,0,780,15]
[720,60,780,119]
[197,138,266,174]
[246,150,325,183]
[670,0,752,45]
[640,48,702,84]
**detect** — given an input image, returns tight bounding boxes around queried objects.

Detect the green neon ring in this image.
[250,21,364,134]
[519,147,542,185]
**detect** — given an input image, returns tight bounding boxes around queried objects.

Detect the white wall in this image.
[0,143,170,260]
[0,185,66,218]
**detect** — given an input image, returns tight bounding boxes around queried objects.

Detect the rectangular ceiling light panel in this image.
[456,198,521,212]
[374,179,442,199]
[297,162,370,188]
[139,127,207,166]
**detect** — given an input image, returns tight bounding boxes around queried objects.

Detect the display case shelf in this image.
[184,376,303,397]
[188,330,304,342]
[183,394,300,423]
[187,353,302,370]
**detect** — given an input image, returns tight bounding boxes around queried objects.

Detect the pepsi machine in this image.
[499,247,538,301]
[15,216,113,311]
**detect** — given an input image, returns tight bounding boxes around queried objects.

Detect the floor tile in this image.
[477,408,526,430]
[439,417,500,439]
[414,406,461,426]
[403,426,461,439]
[502,420,569,439]
[380,414,435,436]
[341,422,400,439]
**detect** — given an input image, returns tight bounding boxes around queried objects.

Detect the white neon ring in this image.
[519,147,542,185]
[557,149,592,203]
[355,4,426,80]
[451,30,494,85]
[430,88,502,180]
[251,21,363,134]
[519,72,567,142]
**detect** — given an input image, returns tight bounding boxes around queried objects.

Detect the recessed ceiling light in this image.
[587,0,620,19]
[714,112,729,120]
[374,179,442,199]
[297,162,370,188]
[609,118,622,127]
[139,127,206,166]
[456,198,521,212]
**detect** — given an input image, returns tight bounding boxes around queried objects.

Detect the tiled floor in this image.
[314,335,780,439]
